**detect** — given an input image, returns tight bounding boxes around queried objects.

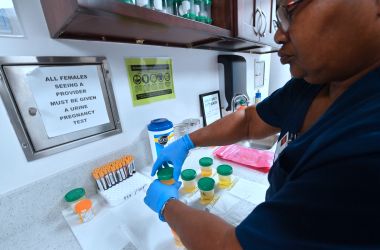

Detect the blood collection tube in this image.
[92,169,105,191]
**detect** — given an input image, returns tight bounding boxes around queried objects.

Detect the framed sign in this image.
[0,56,121,161]
[125,57,175,106]
[199,91,222,126]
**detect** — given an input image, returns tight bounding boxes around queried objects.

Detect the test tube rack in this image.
[92,155,150,206]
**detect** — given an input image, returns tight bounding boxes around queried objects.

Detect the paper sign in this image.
[26,65,110,138]
[200,91,222,126]
[125,58,175,106]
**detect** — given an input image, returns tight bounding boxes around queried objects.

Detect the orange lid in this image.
[92,170,99,180]
[98,168,105,177]
[75,199,92,213]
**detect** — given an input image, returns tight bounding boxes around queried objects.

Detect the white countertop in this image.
[0,145,273,250]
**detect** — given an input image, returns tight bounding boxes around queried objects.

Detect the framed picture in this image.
[199,91,222,126]
[0,56,121,161]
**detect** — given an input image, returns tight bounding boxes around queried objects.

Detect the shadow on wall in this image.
[269,54,291,95]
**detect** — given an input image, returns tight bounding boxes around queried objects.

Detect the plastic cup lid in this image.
[64,187,85,202]
[217,164,233,176]
[199,157,213,167]
[148,118,173,131]
[181,169,197,181]
[157,166,174,180]
[197,177,215,191]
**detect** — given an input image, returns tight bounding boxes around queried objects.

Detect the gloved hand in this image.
[151,134,195,181]
[144,179,182,221]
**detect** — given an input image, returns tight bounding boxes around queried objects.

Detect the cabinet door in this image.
[259,0,280,48]
[236,0,261,43]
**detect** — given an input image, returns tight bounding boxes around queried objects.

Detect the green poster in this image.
[125,58,175,106]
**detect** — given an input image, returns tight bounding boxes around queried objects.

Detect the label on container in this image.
[154,131,174,156]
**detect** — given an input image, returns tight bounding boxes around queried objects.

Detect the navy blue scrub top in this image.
[235,68,380,250]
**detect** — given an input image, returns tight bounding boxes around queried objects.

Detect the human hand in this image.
[143,179,182,221]
[151,134,195,181]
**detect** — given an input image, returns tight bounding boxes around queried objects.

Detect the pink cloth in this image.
[213,144,274,173]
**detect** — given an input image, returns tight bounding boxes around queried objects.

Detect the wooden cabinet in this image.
[235,0,279,50]
[40,0,279,52]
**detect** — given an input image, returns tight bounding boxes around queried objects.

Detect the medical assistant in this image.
[236,68,380,250]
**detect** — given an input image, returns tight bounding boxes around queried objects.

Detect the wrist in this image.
[183,134,195,150]
[159,197,176,222]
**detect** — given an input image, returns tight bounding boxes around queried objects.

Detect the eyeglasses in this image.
[276,0,305,32]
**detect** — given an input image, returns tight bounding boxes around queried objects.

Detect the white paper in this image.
[26,65,110,138]
[229,178,267,205]
[209,192,256,226]
[62,198,132,250]
[113,192,180,250]
[202,93,221,125]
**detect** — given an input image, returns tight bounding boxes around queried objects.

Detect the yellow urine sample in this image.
[218,175,232,188]
[182,180,196,193]
[198,177,215,204]
[160,179,175,185]
[200,166,212,177]
[217,164,233,188]
[200,190,214,204]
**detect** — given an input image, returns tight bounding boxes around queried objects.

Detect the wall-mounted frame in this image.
[199,90,222,127]
[0,0,24,37]
[254,60,265,88]
[0,56,122,161]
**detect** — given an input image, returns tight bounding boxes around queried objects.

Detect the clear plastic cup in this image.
[181,169,197,193]
[198,177,215,204]
[217,164,233,188]
[199,157,213,177]
[173,122,188,141]
[183,118,201,133]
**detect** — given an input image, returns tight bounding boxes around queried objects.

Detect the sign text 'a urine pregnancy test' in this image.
[27,65,110,138]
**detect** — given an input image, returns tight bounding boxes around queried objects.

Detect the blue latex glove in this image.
[151,134,195,181]
[144,179,182,221]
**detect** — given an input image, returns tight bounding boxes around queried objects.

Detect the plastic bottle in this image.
[119,0,135,4]
[205,0,212,24]
[255,89,262,104]
[217,164,233,188]
[136,0,151,8]
[194,0,207,23]
[165,0,174,14]
[199,157,213,177]
[147,118,174,161]
[178,0,196,20]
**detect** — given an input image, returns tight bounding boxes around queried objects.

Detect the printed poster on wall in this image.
[26,65,110,138]
[125,57,175,106]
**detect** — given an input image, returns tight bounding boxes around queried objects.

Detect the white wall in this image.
[0,0,269,195]
[269,53,291,94]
